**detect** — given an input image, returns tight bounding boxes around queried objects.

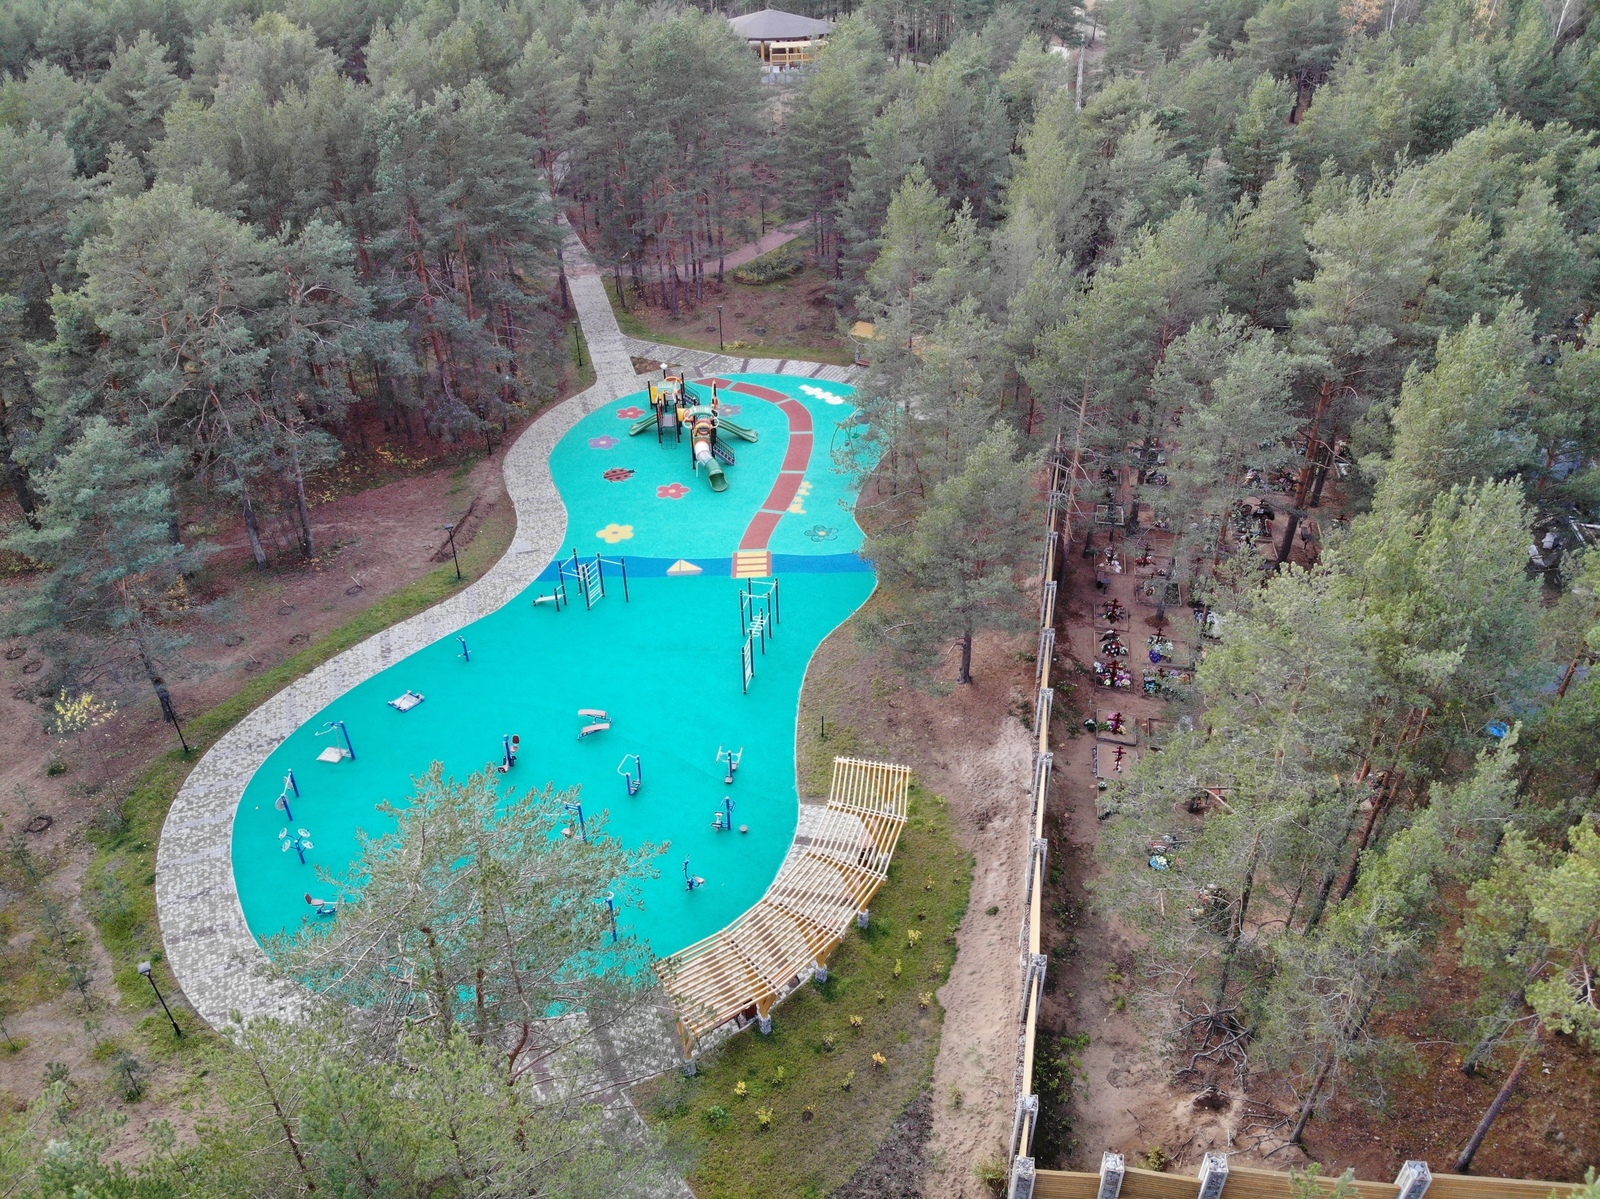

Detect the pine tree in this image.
[2,416,201,704]
[274,763,661,1069]
[777,18,886,272]
[1225,73,1293,194]
[863,424,1041,685]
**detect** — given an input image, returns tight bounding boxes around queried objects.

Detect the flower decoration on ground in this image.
[719,403,742,415]
[657,482,690,500]
[800,384,846,405]
[602,467,635,482]
[588,434,619,450]
[615,406,644,419]
[596,523,634,544]
[804,524,838,542]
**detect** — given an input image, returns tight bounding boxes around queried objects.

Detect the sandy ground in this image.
[0,434,518,1124]
[794,620,1038,1198]
[1034,510,1326,1171]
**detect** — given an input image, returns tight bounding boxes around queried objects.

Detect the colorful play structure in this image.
[629,373,760,492]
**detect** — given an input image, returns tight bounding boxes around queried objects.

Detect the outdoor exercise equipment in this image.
[712,795,735,831]
[617,754,643,795]
[627,376,759,492]
[539,549,630,611]
[458,635,470,662]
[275,793,294,822]
[279,827,314,864]
[387,690,425,712]
[738,579,781,694]
[316,720,355,761]
[683,856,706,891]
[717,745,744,785]
[563,800,588,842]
[578,708,610,738]
[499,734,520,772]
[304,893,337,917]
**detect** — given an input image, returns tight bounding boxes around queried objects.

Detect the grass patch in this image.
[633,782,972,1199]
[82,500,519,1015]
[607,288,856,368]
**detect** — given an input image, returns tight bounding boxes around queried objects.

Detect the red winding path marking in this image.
[698,379,814,551]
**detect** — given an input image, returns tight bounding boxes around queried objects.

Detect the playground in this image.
[230,373,877,965]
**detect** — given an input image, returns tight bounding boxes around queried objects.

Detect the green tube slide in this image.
[706,460,728,491]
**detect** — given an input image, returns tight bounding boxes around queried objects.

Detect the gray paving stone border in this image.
[620,336,867,388]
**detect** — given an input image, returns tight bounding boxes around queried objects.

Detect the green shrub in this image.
[731,245,803,285]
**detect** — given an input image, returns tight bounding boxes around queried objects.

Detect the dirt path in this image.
[0,430,523,1120]
[1035,515,1254,1169]
[795,622,1037,1198]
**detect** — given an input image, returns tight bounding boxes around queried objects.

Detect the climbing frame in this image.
[654,756,911,1058]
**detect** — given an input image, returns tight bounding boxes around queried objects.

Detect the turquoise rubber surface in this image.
[231,375,874,961]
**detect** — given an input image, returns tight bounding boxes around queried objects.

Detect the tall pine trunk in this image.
[238,473,269,570]
[289,444,315,559]
[1215,835,1262,1007]
[1456,1025,1542,1172]
[0,398,39,529]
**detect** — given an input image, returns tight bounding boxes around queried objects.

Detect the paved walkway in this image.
[622,335,866,387]
[722,219,808,270]
[566,219,809,281]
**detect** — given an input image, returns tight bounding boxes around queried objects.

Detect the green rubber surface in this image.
[232,375,874,962]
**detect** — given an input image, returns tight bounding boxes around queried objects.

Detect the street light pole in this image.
[156,685,190,755]
[137,961,182,1037]
[717,305,724,351]
[444,522,462,581]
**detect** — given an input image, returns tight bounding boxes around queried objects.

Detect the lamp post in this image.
[572,321,584,367]
[564,801,587,843]
[443,522,462,581]
[717,304,724,351]
[137,961,182,1037]
[155,682,190,755]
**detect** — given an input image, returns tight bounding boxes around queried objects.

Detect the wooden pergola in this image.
[654,756,910,1058]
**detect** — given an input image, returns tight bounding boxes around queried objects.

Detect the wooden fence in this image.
[1008,435,1070,1172]
[1027,1163,1580,1199]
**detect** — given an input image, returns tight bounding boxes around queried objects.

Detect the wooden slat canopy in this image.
[654,757,910,1057]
